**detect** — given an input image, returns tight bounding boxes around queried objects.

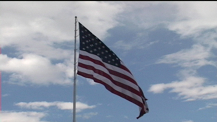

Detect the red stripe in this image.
[78,62,141,96]
[120,64,133,75]
[109,69,138,86]
[77,71,145,108]
[79,54,138,85]
[78,22,148,119]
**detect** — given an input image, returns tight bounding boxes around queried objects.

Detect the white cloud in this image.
[148,2,217,103]
[1,111,47,122]
[0,1,123,48]
[149,76,217,101]
[108,2,217,53]
[153,2,217,102]
[15,101,96,112]
[0,54,72,85]
[77,112,98,119]
[157,44,216,68]
[0,1,124,86]
[198,103,217,110]
[168,2,217,36]
[113,39,150,51]
[119,2,217,37]
[118,2,177,28]
[148,83,167,94]
[16,101,54,110]
[182,120,194,122]
[86,78,99,85]
[114,40,135,51]
[56,102,96,112]
[2,94,10,97]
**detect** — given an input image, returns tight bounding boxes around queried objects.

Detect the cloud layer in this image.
[1,3,216,122]
[1,111,47,122]
[0,54,72,85]
[0,1,124,86]
[149,76,217,101]
[16,101,96,112]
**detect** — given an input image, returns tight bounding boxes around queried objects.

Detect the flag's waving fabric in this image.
[77,22,149,119]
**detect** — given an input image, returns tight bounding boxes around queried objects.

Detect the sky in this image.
[0,1,217,122]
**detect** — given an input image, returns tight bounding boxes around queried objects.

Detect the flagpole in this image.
[73,16,77,122]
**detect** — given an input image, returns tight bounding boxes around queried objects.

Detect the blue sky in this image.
[0,1,217,122]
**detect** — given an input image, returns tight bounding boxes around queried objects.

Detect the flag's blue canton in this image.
[79,22,121,67]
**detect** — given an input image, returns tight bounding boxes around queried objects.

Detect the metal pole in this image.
[73,16,77,122]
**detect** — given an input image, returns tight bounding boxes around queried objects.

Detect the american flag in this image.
[77,22,149,119]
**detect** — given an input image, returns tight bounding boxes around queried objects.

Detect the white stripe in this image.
[78,57,140,92]
[78,66,143,103]
[79,50,135,81]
